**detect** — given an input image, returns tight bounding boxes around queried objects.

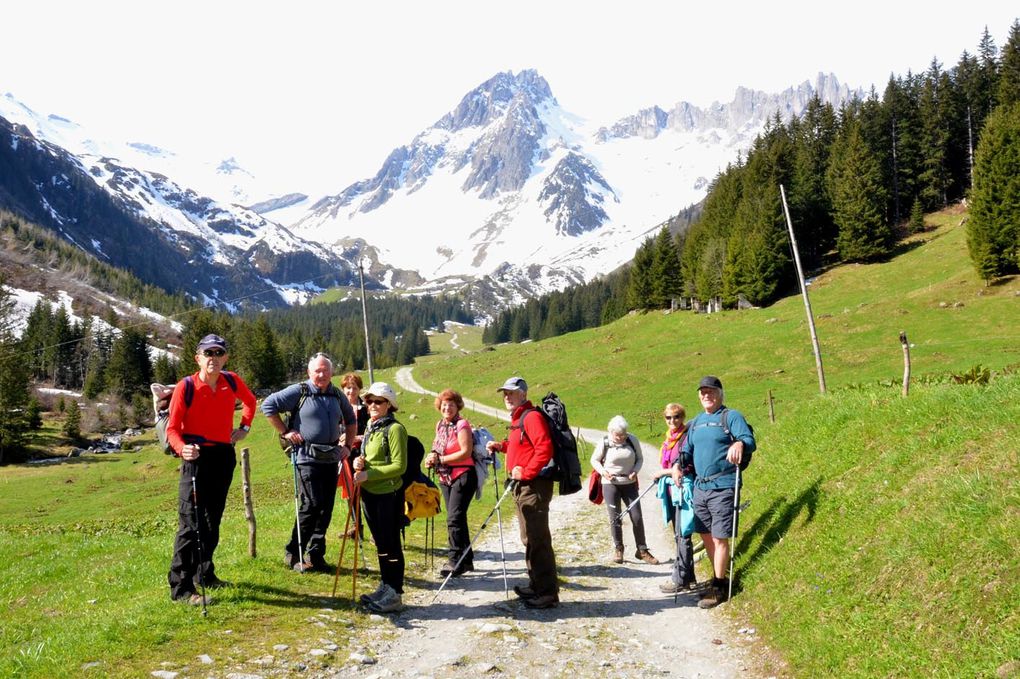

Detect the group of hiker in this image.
[161,333,754,614]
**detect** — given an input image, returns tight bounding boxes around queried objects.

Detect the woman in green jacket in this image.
[352,382,407,613]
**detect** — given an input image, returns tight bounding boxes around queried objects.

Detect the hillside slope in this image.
[407,204,1019,677]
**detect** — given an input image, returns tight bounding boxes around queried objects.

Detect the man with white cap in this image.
[486,376,560,609]
[672,375,755,608]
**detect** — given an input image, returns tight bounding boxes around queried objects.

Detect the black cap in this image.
[698,375,723,390]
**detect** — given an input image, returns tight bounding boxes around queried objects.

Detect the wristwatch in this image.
[240,424,251,432]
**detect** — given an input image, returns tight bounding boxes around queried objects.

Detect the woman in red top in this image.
[425,388,476,577]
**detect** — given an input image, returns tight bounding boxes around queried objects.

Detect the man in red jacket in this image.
[165,334,257,606]
[487,376,559,609]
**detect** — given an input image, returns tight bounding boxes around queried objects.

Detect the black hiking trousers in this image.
[440,466,477,568]
[168,444,236,600]
[287,460,340,564]
[361,488,405,593]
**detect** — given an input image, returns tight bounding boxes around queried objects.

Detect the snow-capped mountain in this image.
[0,95,362,308]
[289,70,861,299]
[1,70,860,312]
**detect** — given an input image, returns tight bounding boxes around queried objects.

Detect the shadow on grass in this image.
[737,478,821,578]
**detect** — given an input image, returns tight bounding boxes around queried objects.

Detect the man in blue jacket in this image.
[263,353,357,572]
[672,375,755,608]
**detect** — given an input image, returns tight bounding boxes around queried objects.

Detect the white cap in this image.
[363,382,399,411]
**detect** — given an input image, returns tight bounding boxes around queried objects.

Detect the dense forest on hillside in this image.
[486,19,1020,345]
[1,212,195,317]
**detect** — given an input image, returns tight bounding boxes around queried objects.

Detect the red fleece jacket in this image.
[496,401,554,481]
[166,370,256,454]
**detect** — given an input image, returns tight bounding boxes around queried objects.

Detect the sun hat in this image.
[363,382,399,411]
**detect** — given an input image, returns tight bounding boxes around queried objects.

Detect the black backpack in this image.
[516,392,582,496]
[720,408,754,472]
[155,372,238,455]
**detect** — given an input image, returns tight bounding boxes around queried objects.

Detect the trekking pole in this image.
[431,480,516,604]
[427,467,436,572]
[332,503,353,597]
[190,474,208,617]
[333,458,354,597]
[290,450,306,573]
[352,484,361,599]
[728,466,742,603]
[612,480,657,526]
[491,454,509,599]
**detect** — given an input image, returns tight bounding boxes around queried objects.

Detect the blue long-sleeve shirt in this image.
[679,406,756,489]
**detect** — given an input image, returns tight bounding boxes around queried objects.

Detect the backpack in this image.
[516,392,582,496]
[278,382,345,451]
[153,372,238,455]
[720,409,754,471]
[471,426,498,498]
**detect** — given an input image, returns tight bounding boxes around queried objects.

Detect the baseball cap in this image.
[698,375,723,390]
[496,376,528,393]
[197,334,228,352]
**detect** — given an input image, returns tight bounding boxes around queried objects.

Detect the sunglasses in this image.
[202,349,226,357]
[364,398,387,406]
[664,415,682,421]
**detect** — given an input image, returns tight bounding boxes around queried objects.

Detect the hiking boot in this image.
[697,581,729,609]
[303,557,331,573]
[438,560,458,577]
[176,592,212,606]
[612,547,624,564]
[636,548,660,565]
[359,582,387,606]
[513,584,537,600]
[659,581,682,594]
[523,593,559,609]
[366,585,402,613]
[283,552,297,568]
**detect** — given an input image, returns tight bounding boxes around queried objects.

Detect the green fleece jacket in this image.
[360,415,407,495]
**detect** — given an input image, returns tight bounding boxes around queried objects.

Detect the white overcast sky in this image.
[2,1,1016,195]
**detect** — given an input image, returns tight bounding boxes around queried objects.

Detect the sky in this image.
[2,1,1017,196]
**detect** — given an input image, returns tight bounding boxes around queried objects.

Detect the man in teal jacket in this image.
[673,375,755,608]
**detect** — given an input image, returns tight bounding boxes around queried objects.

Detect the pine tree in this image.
[626,239,656,310]
[998,20,1020,107]
[909,198,925,233]
[650,227,683,308]
[104,327,154,399]
[828,120,892,262]
[967,102,1020,281]
[63,401,83,443]
[0,277,31,464]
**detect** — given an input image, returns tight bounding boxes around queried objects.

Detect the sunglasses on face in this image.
[664,415,682,421]
[365,398,387,406]
[202,349,226,357]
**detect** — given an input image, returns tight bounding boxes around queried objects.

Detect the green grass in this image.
[2,206,1018,677]
[0,369,510,678]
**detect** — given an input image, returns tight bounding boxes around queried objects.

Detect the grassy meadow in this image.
[1,205,1017,677]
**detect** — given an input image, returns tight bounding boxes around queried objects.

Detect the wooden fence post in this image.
[767,389,775,423]
[240,447,257,558]
[900,331,911,397]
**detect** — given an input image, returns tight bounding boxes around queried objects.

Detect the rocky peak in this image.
[437,69,553,132]
[538,152,615,236]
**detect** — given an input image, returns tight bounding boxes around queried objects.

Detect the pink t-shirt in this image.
[433,417,473,484]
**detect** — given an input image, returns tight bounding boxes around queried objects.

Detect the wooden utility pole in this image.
[240,447,257,557]
[358,259,375,384]
[900,331,911,397]
[780,184,827,395]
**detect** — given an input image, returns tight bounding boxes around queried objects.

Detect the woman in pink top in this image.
[425,389,477,577]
